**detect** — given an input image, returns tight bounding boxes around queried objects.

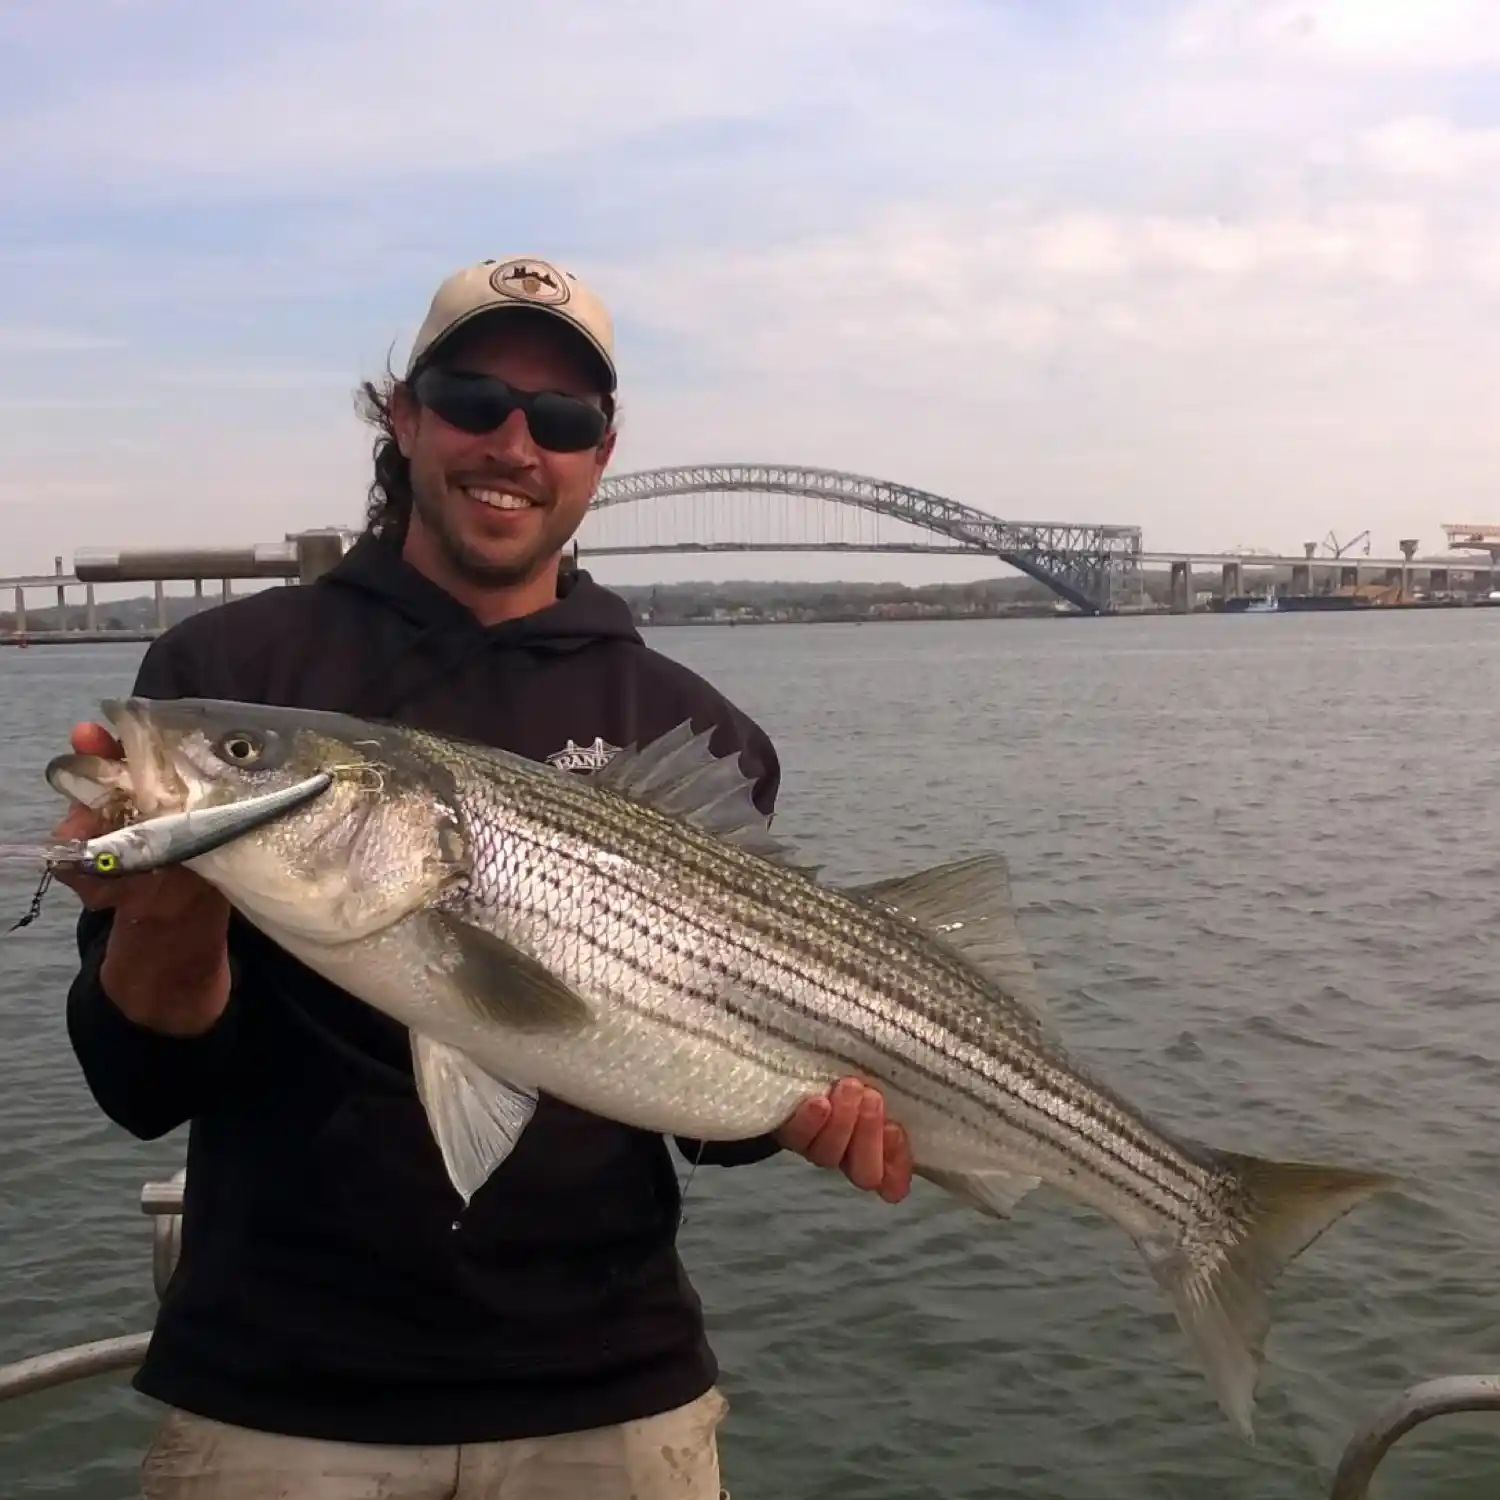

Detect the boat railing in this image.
[0,1168,181,1403]
[0,1168,1494,1498]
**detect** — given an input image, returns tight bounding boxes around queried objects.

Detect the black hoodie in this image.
[64,533,785,1445]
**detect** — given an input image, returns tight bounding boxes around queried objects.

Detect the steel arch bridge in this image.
[586,463,1142,615]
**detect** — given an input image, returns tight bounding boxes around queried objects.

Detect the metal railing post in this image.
[1328,1375,1500,1499]
[0,1168,185,1403]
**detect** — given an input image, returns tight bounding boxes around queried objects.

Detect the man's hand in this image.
[52,721,234,1036]
[774,1077,913,1204]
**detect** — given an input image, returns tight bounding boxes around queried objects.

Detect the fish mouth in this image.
[101,697,196,816]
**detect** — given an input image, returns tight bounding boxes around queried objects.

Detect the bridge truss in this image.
[586,464,1142,614]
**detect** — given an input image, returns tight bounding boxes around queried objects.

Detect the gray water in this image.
[3,612,1500,1499]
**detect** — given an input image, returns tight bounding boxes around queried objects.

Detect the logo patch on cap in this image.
[489,259,571,307]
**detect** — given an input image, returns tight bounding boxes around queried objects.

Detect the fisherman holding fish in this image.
[53,258,913,1500]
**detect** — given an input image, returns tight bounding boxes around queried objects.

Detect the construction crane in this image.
[1320,530,1371,558]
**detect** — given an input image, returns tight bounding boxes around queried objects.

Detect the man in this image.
[57,256,912,1500]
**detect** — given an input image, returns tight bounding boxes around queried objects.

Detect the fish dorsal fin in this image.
[844,854,1053,1031]
[592,719,817,874]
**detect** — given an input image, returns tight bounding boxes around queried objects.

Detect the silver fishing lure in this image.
[0,771,333,877]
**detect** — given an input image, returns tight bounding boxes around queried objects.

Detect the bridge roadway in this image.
[572,544,1466,570]
[0,547,1482,600]
[1137,551,1465,570]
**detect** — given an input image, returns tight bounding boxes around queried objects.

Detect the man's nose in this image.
[477,407,538,464]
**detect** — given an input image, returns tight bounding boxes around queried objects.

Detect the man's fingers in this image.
[842,1088,886,1192]
[774,1095,831,1154]
[878,1122,914,1203]
[51,802,109,843]
[69,722,122,758]
[776,1080,913,1207]
[49,864,120,909]
[803,1079,863,1169]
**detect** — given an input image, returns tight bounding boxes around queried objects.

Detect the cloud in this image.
[603,196,1450,377]
[4,0,1500,577]
[1169,0,1500,68]
[0,0,919,197]
[1356,115,1500,179]
[0,327,124,354]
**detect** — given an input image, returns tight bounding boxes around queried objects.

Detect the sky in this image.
[4,0,1500,588]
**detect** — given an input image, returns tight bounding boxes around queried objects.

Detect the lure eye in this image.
[91,852,119,875]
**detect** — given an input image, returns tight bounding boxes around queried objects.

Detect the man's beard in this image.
[412,478,557,588]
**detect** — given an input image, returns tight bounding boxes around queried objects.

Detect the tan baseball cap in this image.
[405,256,616,392]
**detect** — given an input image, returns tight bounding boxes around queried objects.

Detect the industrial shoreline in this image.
[5,522,1500,642]
[7,590,1500,645]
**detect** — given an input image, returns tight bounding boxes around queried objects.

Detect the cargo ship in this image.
[1221,592,1372,613]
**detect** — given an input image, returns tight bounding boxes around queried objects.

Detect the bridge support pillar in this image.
[221,578,233,604]
[13,587,24,636]
[85,584,97,634]
[1221,562,1243,601]
[295,531,347,584]
[1170,560,1193,614]
[154,580,166,632]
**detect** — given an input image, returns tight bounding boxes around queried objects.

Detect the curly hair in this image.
[354,367,415,542]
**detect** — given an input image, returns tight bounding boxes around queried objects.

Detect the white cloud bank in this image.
[3,0,1500,573]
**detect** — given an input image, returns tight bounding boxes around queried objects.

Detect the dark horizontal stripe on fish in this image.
[450,882,1041,1149]
[480,811,1210,1218]
[556,888,1193,1215]
[462,829,1207,1221]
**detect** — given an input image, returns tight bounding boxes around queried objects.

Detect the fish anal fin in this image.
[410,1033,538,1206]
[425,911,594,1034]
[846,855,1052,1029]
[918,1164,1043,1219]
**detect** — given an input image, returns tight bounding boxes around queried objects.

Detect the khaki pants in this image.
[140,1387,731,1499]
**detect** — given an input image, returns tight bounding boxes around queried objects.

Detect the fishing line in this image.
[7,863,56,933]
[676,1137,708,1229]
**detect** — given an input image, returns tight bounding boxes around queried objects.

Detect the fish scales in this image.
[450,749,1215,1223]
[63,695,1400,1442]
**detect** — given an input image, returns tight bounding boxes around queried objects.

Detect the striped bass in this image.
[54,695,1398,1440]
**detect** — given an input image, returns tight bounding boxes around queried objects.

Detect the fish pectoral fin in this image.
[410,1033,539,1206]
[844,855,1053,1032]
[917,1164,1043,1219]
[426,912,594,1033]
[592,719,818,874]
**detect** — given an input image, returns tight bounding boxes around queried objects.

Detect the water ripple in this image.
[5,617,1500,1497]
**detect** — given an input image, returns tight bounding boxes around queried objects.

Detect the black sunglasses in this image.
[412,367,609,453]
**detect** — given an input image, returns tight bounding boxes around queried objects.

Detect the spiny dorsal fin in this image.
[591,718,818,874]
[844,854,1052,1031]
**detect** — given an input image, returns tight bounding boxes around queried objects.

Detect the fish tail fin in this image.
[1136,1152,1397,1442]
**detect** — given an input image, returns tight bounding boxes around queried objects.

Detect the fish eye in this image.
[215,730,264,766]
